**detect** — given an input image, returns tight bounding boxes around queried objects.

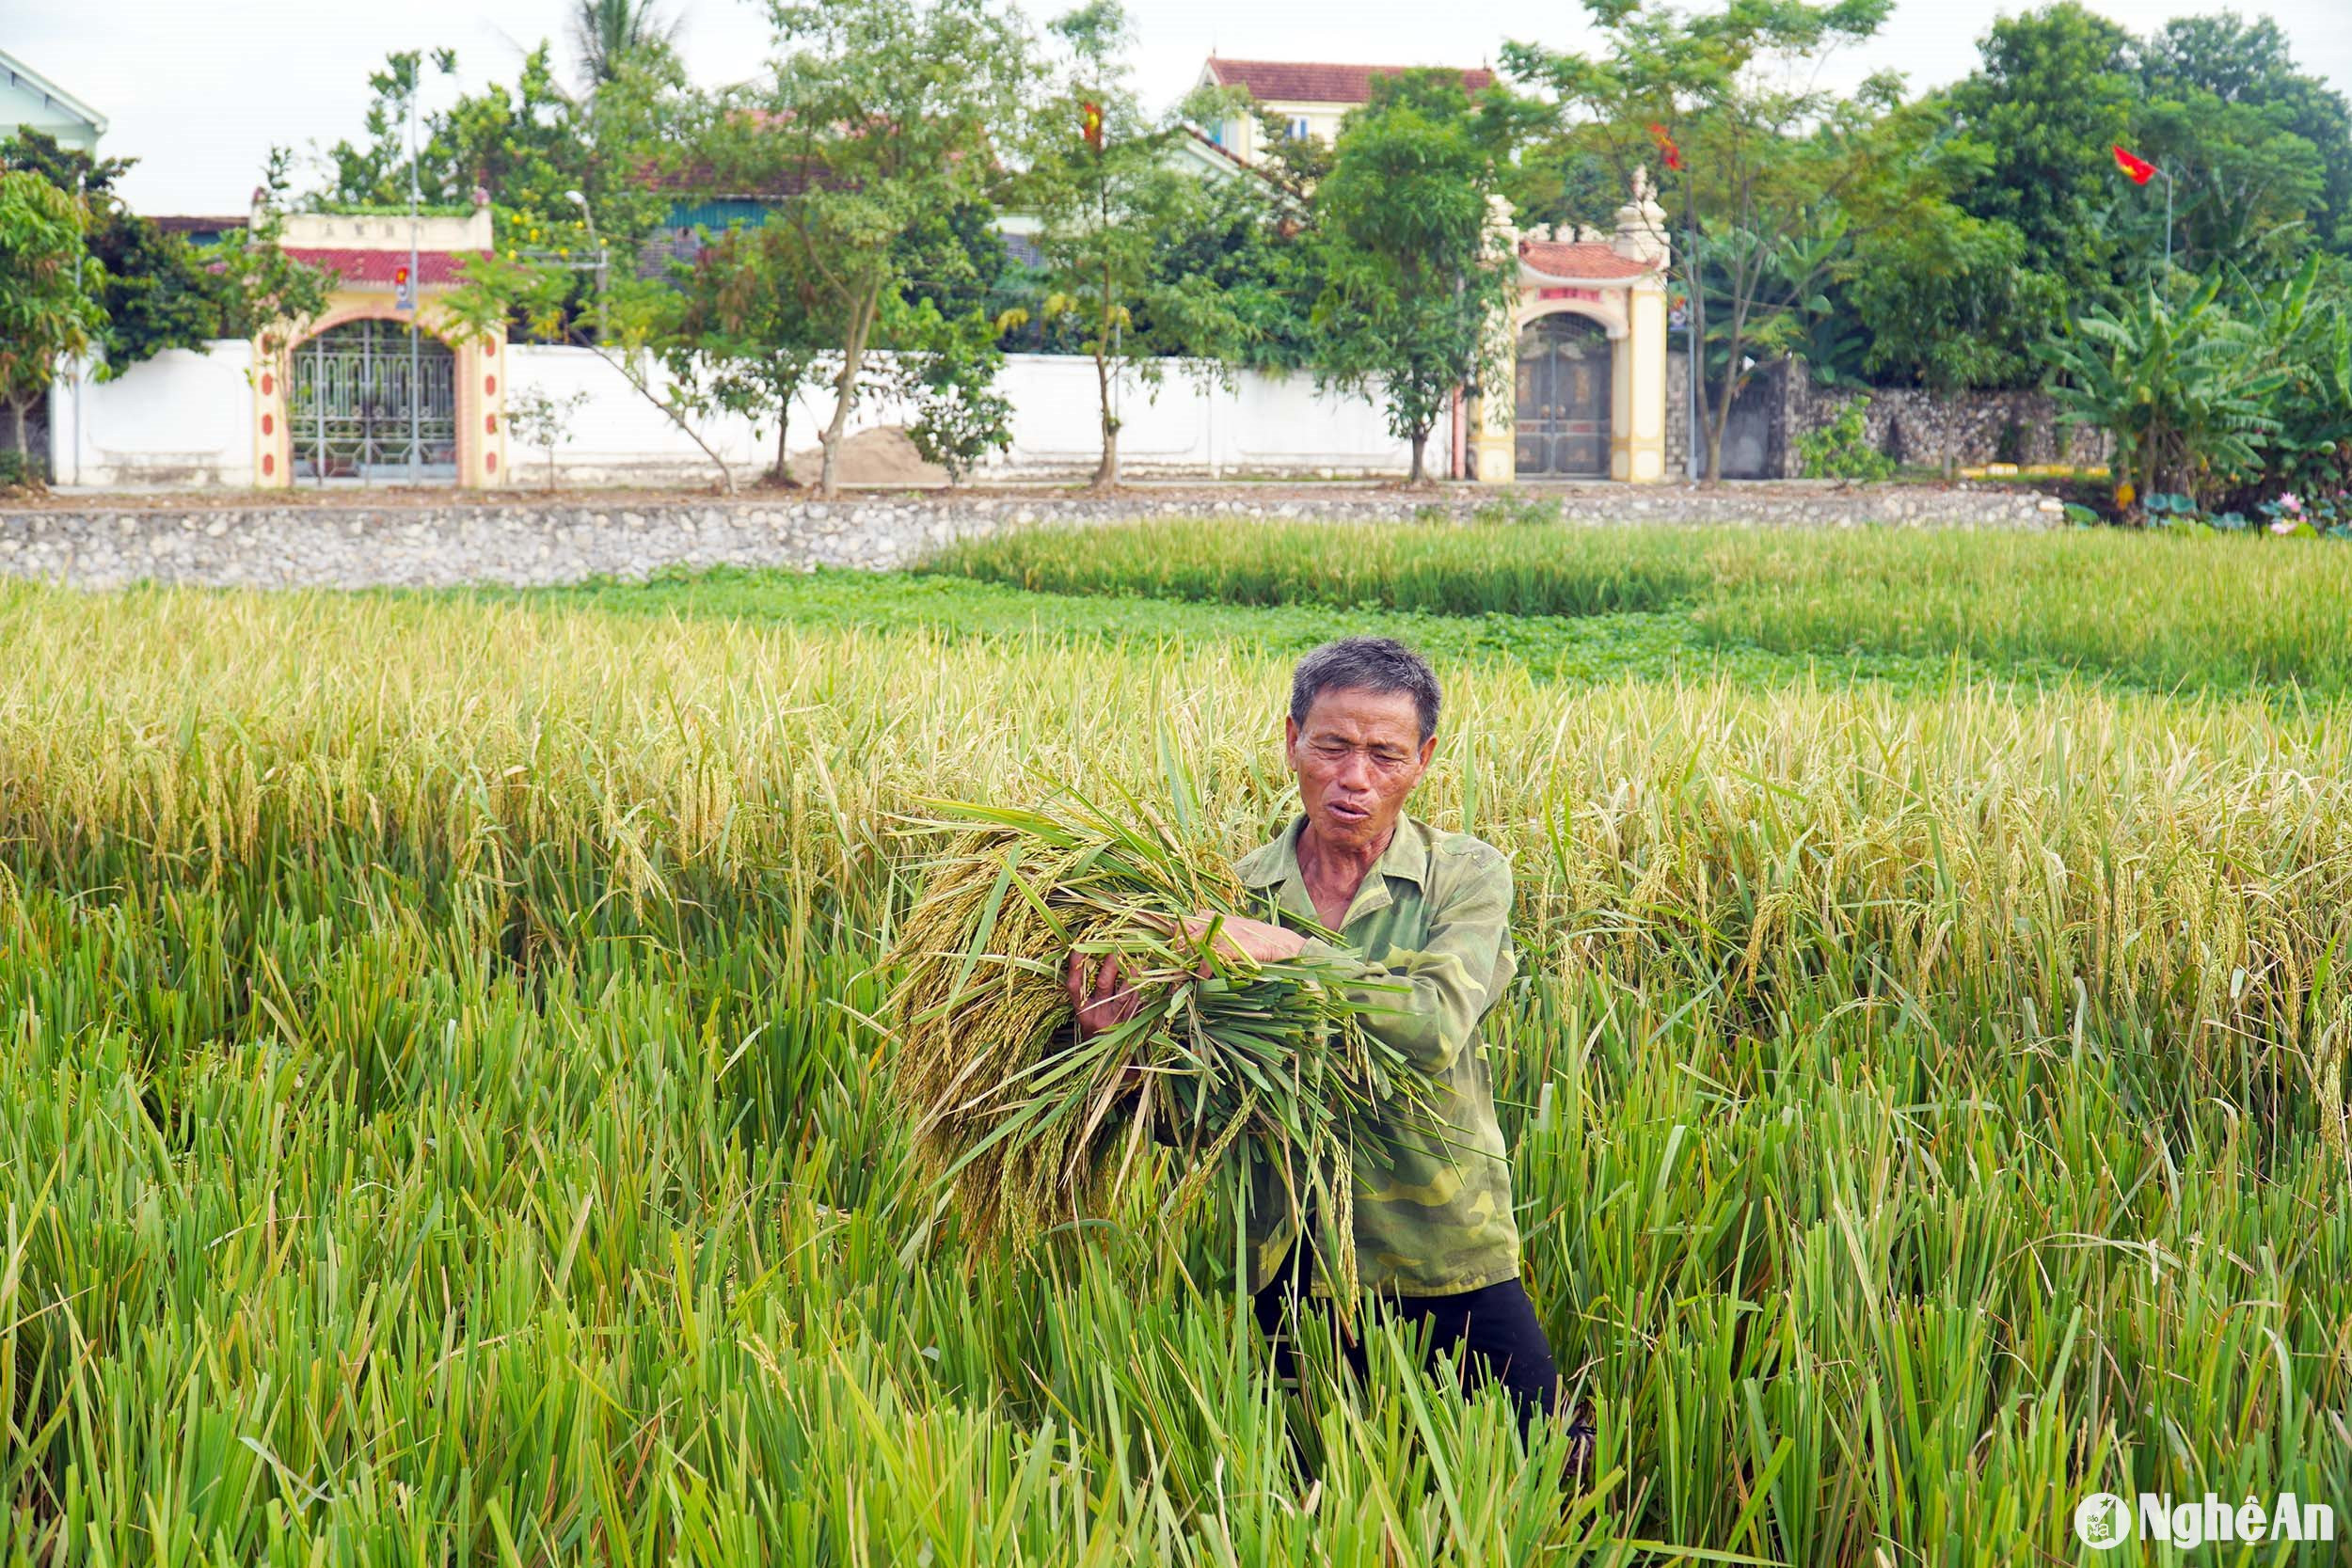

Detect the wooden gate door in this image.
[1514,313,1612,478]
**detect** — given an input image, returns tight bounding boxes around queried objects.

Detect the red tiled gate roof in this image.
[1517,240,1653,280]
[1204,57,1495,104]
[281,249,487,286]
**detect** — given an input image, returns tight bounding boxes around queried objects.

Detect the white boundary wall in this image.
[55,342,1415,487]
[502,347,1412,484]
[50,342,258,488]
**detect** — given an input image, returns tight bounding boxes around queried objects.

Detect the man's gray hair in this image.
[1290,637,1441,743]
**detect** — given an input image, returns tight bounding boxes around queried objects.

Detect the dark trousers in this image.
[1251,1243,1563,1433]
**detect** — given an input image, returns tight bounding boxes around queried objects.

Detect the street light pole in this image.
[565,190,606,336]
[408,71,421,484]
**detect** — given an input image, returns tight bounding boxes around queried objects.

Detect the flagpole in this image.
[2162,163,2173,273]
[2114,146,2172,275]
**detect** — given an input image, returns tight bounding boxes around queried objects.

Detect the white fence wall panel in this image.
[53,341,1415,487]
[52,343,257,487]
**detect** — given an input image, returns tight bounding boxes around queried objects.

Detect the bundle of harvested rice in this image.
[885,792,1436,1303]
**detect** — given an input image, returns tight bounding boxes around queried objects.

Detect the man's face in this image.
[1285,686,1435,854]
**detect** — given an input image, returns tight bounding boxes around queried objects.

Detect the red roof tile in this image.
[1205,57,1495,105]
[152,214,248,236]
[283,248,488,286]
[642,159,816,197]
[1517,240,1653,281]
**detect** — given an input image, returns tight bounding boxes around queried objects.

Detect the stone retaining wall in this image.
[1789,377,2115,472]
[1661,352,2115,479]
[0,485,2063,591]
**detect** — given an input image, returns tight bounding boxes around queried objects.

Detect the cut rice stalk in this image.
[884,788,1435,1308]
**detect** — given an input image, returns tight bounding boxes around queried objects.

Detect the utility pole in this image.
[407,67,421,485]
[565,190,606,331]
[1683,189,1701,482]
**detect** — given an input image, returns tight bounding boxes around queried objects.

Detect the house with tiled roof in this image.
[1192,55,1495,166]
[1,48,107,152]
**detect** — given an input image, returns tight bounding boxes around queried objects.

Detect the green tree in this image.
[1147,169,1320,372]
[2042,277,2281,507]
[574,0,682,90]
[445,251,739,491]
[2123,88,2323,277]
[0,170,105,467]
[211,150,334,358]
[319,43,678,256]
[2138,13,2352,254]
[2215,254,2352,511]
[503,384,593,491]
[1311,71,1513,486]
[1506,0,1906,482]
[712,0,1033,498]
[2,133,327,383]
[1850,204,2058,474]
[320,49,463,208]
[0,132,220,373]
[886,292,1016,483]
[664,223,827,486]
[1025,1,1249,487]
[1942,3,2135,295]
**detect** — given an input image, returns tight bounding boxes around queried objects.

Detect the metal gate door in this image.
[291,318,458,481]
[1514,313,1612,478]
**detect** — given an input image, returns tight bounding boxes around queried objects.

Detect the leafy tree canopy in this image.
[2133,12,2352,260]
[1,131,223,373]
[0,168,105,463]
[1942,1,2137,295]
[316,41,682,248]
[1312,70,1517,484]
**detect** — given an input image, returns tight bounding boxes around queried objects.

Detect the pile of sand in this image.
[787,426,948,488]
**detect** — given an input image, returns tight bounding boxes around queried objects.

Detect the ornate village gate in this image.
[289,318,459,482]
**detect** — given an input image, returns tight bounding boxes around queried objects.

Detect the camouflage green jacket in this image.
[1232,813,1522,1298]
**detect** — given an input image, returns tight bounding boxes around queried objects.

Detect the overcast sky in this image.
[10,0,2352,214]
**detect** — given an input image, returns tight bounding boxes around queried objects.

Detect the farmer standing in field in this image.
[1067,636,1591,1465]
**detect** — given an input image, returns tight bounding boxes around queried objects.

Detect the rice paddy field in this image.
[4,517,2350,1565]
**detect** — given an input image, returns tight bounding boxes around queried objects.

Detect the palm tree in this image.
[573,0,682,88]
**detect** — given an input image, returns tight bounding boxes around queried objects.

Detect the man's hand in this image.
[1066,950,1145,1038]
[1152,912,1310,969]
[1066,915,1309,1040]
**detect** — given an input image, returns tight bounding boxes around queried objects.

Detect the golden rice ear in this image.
[881,794,1434,1275]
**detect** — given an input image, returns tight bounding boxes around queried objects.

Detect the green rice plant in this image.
[917,515,2352,696]
[886,793,1434,1306]
[916,516,1717,617]
[1,570,2349,1564]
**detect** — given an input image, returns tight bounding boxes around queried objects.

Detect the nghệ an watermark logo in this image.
[2074,1489,2334,1551]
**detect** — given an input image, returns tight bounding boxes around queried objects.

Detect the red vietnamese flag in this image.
[1081,101,1104,150]
[1647,121,1683,172]
[2113,144,2157,185]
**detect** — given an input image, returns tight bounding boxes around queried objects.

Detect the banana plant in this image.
[2041,276,2284,512]
[2231,254,2352,502]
